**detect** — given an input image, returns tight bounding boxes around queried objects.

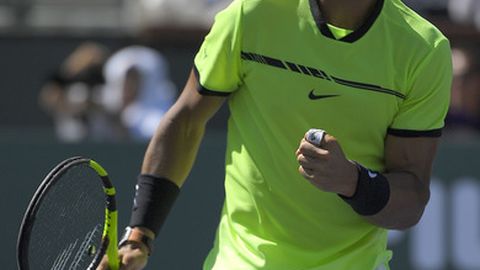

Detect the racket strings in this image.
[28,163,106,270]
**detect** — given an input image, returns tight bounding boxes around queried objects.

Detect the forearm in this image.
[364,171,430,230]
[128,106,209,241]
[363,135,437,230]
[141,106,206,188]
[126,70,225,242]
[299,131,435,231]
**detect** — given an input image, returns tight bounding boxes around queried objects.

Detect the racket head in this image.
[17,157,119,270]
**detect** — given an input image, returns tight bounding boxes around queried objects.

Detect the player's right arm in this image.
[99,2,242,268]
[141,69,226,187]
[96,69,226,270]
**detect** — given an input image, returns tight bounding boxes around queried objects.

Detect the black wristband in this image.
[129,174,180,236]
[339,163,390,216]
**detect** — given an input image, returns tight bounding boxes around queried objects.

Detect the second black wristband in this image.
[339,163,390,216]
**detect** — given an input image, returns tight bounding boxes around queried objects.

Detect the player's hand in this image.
[96,243,149,270]
[296,131,358,197]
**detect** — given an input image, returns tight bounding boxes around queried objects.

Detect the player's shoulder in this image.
[383,0,449,50]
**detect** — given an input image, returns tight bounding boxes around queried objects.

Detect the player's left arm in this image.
[299,38,451,230]
[364,135,437,230]
[297,133,439,230]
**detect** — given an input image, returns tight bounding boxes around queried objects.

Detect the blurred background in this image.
[0,0,479,269]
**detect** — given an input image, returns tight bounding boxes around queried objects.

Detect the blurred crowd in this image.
[33,0,480,142]
[447,44,480,134]
[39,43,176,142]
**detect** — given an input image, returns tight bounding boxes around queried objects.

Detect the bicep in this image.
[141,69,227,181]
[168,69,227,126]
[384,135,439,188]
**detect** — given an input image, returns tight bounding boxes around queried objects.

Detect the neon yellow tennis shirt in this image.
[194,0,452,269]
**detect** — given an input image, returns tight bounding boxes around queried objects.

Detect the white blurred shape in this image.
[55,115,87,142]
[452,47,470,76]
[102,46,176,140]
[449,0,475,23]
[411,179,447,270]
[452,178,480,269]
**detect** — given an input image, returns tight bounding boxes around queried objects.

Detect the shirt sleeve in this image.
[388,38,453,137]
[193,0,243,96]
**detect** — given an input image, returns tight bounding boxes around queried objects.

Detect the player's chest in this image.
[238,49,405,127]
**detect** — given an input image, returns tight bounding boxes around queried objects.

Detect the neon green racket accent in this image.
[104,187,116,196]
[89,159,119,270]
[105,210,119,270]
[89,160,108,177]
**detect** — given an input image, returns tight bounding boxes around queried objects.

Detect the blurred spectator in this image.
[39,43,176,142]
[446,45,480,133]
[38,42,112,142]
[449,0,480,29]
[101,46,176,141]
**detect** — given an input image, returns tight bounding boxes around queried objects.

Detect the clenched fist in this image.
[296,130,358,197]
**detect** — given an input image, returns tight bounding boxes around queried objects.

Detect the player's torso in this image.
[229,0,422,170]
[211,0,434,269]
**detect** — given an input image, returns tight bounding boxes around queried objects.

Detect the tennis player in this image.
[97,0,452,269]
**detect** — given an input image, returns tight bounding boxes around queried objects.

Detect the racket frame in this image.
[17,157,119,270]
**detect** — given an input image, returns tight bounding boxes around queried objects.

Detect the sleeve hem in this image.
[193,65,231,97]
[387,128,443,137]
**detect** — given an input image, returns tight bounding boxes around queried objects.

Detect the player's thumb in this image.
[322,133,340,149]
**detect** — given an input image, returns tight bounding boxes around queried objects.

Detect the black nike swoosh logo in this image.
[308,90,340,100]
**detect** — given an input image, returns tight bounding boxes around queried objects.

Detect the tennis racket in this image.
[17,156,119,270]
